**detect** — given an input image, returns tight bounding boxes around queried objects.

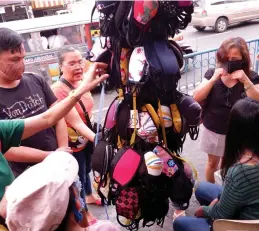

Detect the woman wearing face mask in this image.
[194,37,259,183]
[51,46,101,225]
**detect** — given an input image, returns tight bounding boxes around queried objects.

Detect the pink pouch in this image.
[111,148,141,187]
[153,146,178,177]
[104,97,119,129]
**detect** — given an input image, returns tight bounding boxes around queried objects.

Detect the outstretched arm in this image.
[22,63,108,140]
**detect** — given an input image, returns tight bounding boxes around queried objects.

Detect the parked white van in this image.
[191,0,259,33]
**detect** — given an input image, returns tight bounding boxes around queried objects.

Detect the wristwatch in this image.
[69,90,81,101]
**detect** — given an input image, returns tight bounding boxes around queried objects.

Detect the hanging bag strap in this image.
[59,78,93,131]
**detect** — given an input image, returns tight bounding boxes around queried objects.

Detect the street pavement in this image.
[184,20,259,52]
[88,23,259,230]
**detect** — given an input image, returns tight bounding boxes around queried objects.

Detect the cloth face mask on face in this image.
[223,60,244,74]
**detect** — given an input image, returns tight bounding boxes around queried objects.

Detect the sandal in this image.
[88,218,98,226]
[173,210,186,221]
[86,197,102,206]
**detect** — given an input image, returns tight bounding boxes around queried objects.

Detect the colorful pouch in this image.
[153,146,179,177]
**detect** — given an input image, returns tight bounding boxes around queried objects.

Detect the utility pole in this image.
[24,0,34,19]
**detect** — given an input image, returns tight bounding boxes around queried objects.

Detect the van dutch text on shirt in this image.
[2,94,44,119]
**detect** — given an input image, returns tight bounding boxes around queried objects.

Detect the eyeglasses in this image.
[63,59,86,69]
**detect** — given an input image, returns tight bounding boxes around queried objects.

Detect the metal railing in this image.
[179,38,259,95]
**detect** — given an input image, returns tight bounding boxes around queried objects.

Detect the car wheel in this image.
[215,17,228,33]
[193,26,206,31]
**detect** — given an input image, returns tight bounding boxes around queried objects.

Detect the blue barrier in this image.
[179,38,259,95]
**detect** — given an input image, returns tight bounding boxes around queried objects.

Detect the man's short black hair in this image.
[0,28,23,53]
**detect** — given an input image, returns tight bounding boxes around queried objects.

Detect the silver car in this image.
[191,0,259,33]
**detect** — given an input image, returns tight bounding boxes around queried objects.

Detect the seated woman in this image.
[174,97,259,231]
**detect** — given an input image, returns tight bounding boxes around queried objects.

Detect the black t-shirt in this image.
[0,73,58,176]
[203,68,259,135]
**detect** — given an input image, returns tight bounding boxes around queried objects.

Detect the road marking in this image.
[92,107,109,114]
[188,31,232,41]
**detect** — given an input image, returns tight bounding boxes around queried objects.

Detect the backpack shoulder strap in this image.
[59,78,93,130]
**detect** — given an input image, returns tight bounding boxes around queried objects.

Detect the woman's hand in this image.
[82,62,109,91]
[209,198,218,206]
[195,207,205,217]
[56,146,73,154]
[211,68,225,82]
[230,70,249,84]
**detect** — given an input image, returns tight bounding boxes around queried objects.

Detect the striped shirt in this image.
[203,164,259,220]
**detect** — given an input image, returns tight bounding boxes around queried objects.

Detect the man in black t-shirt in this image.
[0,28,71,176]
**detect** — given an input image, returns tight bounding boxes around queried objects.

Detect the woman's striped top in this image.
[203,164,259,220]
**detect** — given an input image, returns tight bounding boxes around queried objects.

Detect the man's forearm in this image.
[55,118,69,147]
[4,146,50,163]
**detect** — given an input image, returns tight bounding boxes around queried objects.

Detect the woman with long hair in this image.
[51,46,102,225]
[194,37,259,183]
[173,97,259,231]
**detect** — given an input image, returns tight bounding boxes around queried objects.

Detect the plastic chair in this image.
[213,219,259,231]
